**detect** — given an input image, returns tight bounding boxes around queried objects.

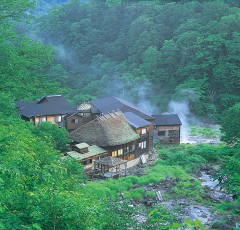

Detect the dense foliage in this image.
[0,0,239,229]
[32,122,71,152]
[36,0,240,118]
[221,103,240,145]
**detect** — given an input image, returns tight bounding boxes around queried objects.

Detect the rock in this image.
[201,214,208,218]
[212,221,234,230]
[146,201,154,207]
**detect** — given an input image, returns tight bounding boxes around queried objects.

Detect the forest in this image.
[33,0,240,119]
[0,0,239,229]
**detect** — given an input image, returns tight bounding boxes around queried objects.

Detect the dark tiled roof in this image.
[15,101,35,109]
[69,111,140,147]
[91,96,153,120]
[124,112,151,128]
[152,114,182,126]
[16,95,76,118]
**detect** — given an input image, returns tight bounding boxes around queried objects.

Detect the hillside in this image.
[33,0,240,120]
[0,0,239,229]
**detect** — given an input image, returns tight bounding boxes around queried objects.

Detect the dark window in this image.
[169,130,177,137]
[158,131,166,136]
[82,159,92,165]
[71,118,79,124]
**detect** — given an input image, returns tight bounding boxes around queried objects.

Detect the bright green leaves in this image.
[216,144,240,197]
[147,206,180,229]
[36,0,239,117]
[32,122,70,152]
[0,117,91,229]
[221,103,240,145]
[0,0,36,24]
[0,35,65,100]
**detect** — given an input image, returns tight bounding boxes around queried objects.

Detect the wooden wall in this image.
[65,114,93,131]
[154,125,181,144]
[104,140,138,161]
[34,115,63,126]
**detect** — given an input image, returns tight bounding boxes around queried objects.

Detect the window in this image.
[40,117,47,122]
[124,147,129,154]
[118,149,123,155]
[138,141,147,149]
[158,131,166,136]
[112,151,117,157]
[143,141,146,149]
[141,128,147,135]
[124,145,135,154]
[55,116,62,123]
[169,130,177,137]
[79,113,90,117]
[82,159,92,165]
[71,118,79,124]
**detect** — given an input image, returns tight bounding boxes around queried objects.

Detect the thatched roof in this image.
[95,156,127,167]
[69,111,140,147]
[77,102,92,112]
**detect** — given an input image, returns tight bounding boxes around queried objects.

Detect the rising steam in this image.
[168,101,190,143]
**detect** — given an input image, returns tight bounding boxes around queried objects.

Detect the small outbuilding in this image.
[66,143,107,168]
[152,114,182,144]
[94,156,128,178]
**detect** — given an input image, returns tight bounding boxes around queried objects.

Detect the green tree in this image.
[216,145,240,198]
[221,103,240,145]
[0,0,35,23]
[32,122,70,152]
[0,118,95,229]
[36,0,240,118]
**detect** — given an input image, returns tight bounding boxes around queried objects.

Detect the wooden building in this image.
[152,114,182,144]
[15,95,76,127]
[64,103,96,131]
[66,143,107,169]
[94,157,128,178]
[90,97,154,149]
[124,112,151,157]
[68,111,145,161]
[65,96,154,148]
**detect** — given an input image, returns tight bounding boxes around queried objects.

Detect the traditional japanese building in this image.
[66,143,108,169]
[15,95,76,127]
[124,112,151,156]
[65,96,154,148]
[152,114,182,144]
[68,111,148,161]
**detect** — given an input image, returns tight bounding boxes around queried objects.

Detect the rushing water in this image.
[200,171,233,202]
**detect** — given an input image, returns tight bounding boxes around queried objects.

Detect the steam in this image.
[168,101,190,143]
[136,83,160,116]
